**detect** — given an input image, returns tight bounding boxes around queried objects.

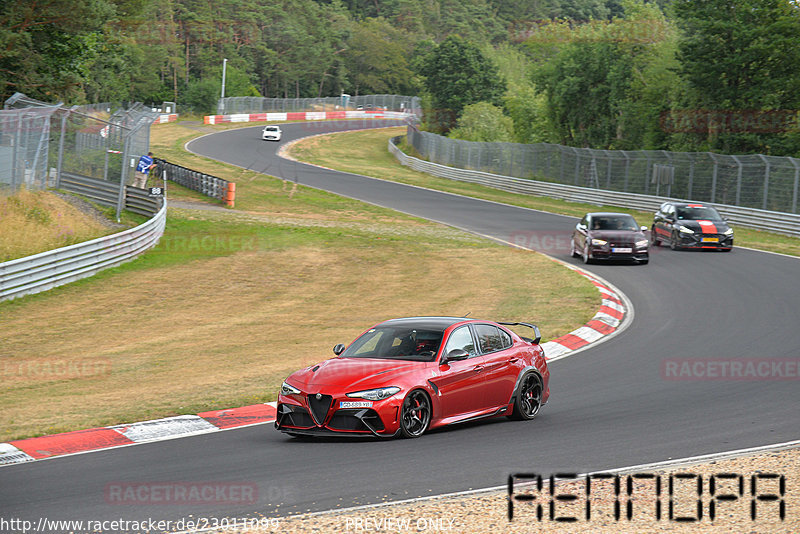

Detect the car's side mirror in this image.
[576,223,587,232]
[441,349,469,365]
[640,225,648,232]
[333,343,346,355]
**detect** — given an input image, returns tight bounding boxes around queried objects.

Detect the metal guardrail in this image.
[406,124,800,215]
[60,172,119,205]
[125,186,162,217]
[60,172,162,217]
[389,136,800,237]
[154,158,233,205]
[0,202,167,302]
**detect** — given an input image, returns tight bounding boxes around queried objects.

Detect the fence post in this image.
[103,120,110,183]
[733,155,742,206]
[758,154,770,211]
[116,124,136,221]
[11,112,22,190]
[709,153,718,203]
[622,151,630,192]
[573,148,580,185]
[687,156,695,199]
[55,109,68,189]
[791,158,800,214]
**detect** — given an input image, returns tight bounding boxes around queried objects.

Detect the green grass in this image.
[288,128,800,257]
[0,119,600,442]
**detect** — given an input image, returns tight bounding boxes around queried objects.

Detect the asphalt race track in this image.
[2,120,799,530]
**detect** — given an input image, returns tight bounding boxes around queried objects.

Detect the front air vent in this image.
[308,394,332,425]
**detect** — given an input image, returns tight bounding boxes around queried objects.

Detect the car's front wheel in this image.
[582,242,592,264]
[399,390,431,438]
[509,372,543,420]
[570,238,580,258]
[670,231,682,250]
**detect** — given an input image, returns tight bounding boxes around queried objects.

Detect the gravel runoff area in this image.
[204,443,798,534]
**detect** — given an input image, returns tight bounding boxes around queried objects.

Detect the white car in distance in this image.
[262,125,282,141]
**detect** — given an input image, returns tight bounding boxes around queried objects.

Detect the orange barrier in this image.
[225,182,236,207]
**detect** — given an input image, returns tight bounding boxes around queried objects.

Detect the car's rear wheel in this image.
[509,372,543,420]
[399,390,431,438]
[570,239,580,258]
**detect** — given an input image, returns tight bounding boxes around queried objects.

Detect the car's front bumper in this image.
[589,244,649,261]
[275,395,402,437]
[675,233,733,249]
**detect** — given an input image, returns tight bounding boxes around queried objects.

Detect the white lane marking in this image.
[111,415,219,443]
[0,443,35,466]
[540,342,571,359]
[592,312,621,328]
[568,326,605,344]
[600,299,625,313]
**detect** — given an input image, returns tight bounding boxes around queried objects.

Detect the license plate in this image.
[701,237,719,243]
[340,401,373,408]
[611,247,632,253]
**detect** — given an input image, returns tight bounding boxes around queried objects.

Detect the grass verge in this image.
[287,128,800,257]
[0,120,598,442]
[0,189,118,261]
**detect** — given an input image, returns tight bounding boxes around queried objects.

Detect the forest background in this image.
[2,0,799,156]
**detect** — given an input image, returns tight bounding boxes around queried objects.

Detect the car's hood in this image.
[286,357,425,393]
[589,230,646,241]
[675,220,730,233]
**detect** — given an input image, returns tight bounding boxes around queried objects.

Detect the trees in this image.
[673,0,800,155]
[0,0,117,102]
[343,18,416,96]
[526,0,682,149]
[449,102,515,142]
[416,35,506,132]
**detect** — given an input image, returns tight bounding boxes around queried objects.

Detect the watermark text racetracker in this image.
[105,481,257,505]
[1,359,111,383]
[662,358,800,381]
[0,516,280,534]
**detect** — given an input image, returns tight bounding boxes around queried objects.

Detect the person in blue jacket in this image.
[133,152,156,188]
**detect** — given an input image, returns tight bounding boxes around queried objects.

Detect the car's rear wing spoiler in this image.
[497,322,541,344]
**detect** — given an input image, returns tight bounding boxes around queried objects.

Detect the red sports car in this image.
[275,317,550,438]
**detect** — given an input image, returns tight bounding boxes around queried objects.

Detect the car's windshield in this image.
[591,216,638,231]
[341,326,443,362]
[676,206,722,221]
[264,127,278,131]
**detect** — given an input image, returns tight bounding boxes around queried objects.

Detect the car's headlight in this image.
[591,238,608,246]
[346,387,400,401]
[280,381,301,395]
[723,228,733,235]
[635,239,648,248]
[678,225,694,234]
